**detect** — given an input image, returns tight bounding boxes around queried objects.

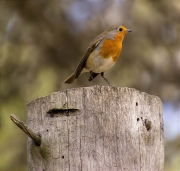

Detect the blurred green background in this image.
[0,0,180,170]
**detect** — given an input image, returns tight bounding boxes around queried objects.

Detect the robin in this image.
[64,25,132,85]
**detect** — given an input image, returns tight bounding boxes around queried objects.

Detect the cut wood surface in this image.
[27,86,164,171]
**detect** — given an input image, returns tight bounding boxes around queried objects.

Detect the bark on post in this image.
[26,86,164,171]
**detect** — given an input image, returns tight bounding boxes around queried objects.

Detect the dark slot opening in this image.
[47,108,79,117]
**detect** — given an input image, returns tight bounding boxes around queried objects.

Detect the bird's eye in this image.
[119,27,123,32]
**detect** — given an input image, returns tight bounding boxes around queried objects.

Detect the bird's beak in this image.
[127,29,132,32]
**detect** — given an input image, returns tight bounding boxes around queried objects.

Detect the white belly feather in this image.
[84,50,115,73]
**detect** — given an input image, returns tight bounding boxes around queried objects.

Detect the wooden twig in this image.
[10,114,41,146]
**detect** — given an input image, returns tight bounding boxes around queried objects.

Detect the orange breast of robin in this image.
[99,33,123,62]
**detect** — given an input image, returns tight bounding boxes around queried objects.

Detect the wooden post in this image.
[11,86,164,171]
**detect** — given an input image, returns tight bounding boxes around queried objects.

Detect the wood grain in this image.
[27,86,164,171]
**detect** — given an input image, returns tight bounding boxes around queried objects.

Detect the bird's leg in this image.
[101,72,111,86]
[90,71,96,85]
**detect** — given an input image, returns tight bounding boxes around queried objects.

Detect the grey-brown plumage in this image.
[64,37,103,84]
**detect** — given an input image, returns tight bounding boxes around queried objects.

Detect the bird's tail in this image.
[64,72,76,84]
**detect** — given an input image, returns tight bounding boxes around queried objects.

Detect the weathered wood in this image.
[27,86,164,171]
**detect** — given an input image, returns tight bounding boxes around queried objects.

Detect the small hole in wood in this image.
[161,122,164,132]
[141,117,143,120]
[62,156,64,159]
[47,130,48,132]
[136,102,138,106]
[137,118,139,121]
[144,119,152,131]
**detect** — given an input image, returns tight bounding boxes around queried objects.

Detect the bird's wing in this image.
[74,36,104,78]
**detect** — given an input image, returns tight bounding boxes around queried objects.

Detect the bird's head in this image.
[106,25,132,39]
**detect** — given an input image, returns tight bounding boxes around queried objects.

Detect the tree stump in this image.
[17,86,164,171]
